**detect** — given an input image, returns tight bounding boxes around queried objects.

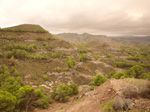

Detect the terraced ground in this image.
[0,24,150,112]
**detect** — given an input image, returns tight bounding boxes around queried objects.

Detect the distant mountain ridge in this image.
[55,33,112,43]
[111,36,150,46]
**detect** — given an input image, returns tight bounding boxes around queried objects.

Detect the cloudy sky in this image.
[0,0,150,35]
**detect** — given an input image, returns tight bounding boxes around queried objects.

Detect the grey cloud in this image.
[0,0,150,35]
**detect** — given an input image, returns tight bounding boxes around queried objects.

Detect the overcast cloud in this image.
[0,0,150,35]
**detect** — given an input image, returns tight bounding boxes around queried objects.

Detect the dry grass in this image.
[123,78,150,98]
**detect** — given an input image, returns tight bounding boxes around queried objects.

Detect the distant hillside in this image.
[111,36,150,46]
[55,33,112,43]
[0,24,48,33]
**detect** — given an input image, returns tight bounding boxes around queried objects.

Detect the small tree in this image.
[111,71,129,79]
[66,58,75,68]
[0,90,17,112]
[69,83,79,95]
[93,74,107,86]
[127,65,145,78]
[78,53,91,62]
[51,84,73,102]
[17,85,50,111]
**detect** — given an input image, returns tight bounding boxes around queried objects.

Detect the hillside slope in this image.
[36,79,150,112]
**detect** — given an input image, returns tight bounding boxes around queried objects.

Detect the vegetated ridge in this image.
[0,24,150,112]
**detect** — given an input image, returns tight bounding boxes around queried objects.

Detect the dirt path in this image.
[35,79,123,112]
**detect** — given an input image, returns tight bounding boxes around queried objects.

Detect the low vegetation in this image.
[0,65,52,112]
[51,83,79,102]
[78,53,91,62]
[90,74,107,88]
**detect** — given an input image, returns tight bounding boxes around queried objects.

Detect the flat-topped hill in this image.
[0,24,48,33]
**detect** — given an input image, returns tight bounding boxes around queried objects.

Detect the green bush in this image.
[0,90,17,112]
[43,74,48,81]
[126,56,140,61]
[111,71,129,79]
[0,52,3,57]
[0,35,18,40]
[42,54,49,60]
[66,58,75,68]
[0,65,10,83]
[47,36,56,40]
[51,51,59,58]
[79,49,90,54]
[1,76,22,96]
[113,61,135,68]
[46,45,53,51]
[53,66,62,72]
[108,71,115,78]
[5,49,28,59]
[5,43,37,52]
[69,83,79,95]
[91,74,107,87]
[127,65,145,78]
[94,54,99,60]
[17,85,51,111]
[51,84,78,102]
[144,73,150,80]
[106,54,113,58]
[34,54,42,60]
[0,65,51,111]
[36,36,43,41]
[78,53,91,62]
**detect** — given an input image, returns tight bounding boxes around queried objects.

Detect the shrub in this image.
[5,43,37,52]
[78,53,91,62]
[66,58,75,68]
[106,54,113,58]
[63,67,71,71]
[36,36,43,41]
[5,49,28,59]
[101,99,115,112]
[53,66,62,72]
[127,65,145,78]
[0,90,17,112]
[43,74,48,81]
[0,52,3,57]
[51,84,78,102]
[111,71,129,79]
[94,54,99,60]
[51,84,72,102]
[17,85,50,111]
[113,61,135,68]
[108,71,115,78]
[69,83,79,95]
[46,45,53,51]
[0,65,10,82]
[144,73,150,80]
[51,51,58,58]
[91,74,107,86]
[126,56,140,61]
[79,49,90,54]
[42,54,49,60]
[1,76,22,96]
[34,54,42,60]
[47,36,56,40]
